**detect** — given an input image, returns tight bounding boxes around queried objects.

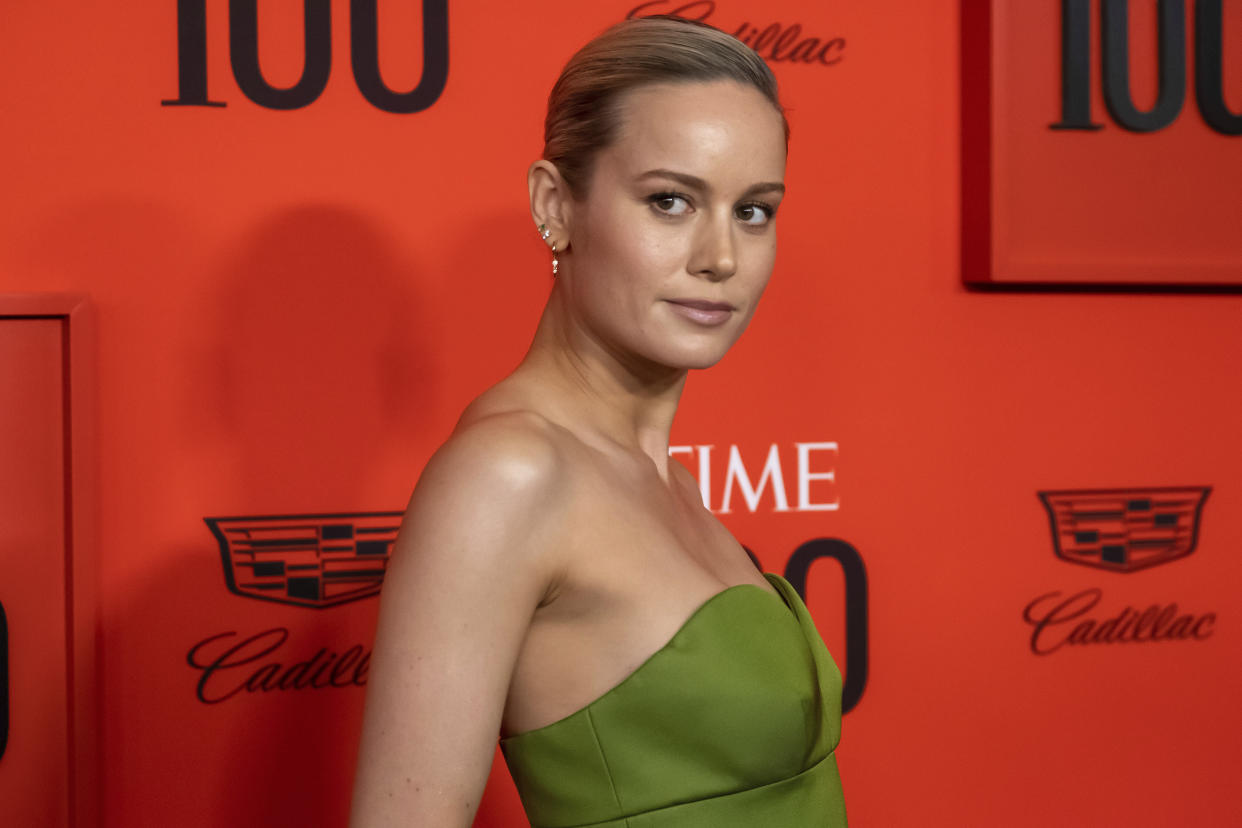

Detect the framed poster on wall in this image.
[0,294,97,828]
[961,0,1242,288]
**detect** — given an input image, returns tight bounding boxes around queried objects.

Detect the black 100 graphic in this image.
[1052,0,1241,135]
[783,539,869,714]
[162,0,449,113]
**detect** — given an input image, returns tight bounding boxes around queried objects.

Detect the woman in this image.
[351,16,846,827]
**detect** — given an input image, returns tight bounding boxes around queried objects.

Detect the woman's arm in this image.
[350,414,568,827]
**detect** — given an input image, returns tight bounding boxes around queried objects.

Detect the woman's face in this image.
[562,79,787,371]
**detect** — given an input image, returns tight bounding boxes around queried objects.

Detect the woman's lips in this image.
[665,298,735,326]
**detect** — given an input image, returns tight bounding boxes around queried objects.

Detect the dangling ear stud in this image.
[538,223,558,276]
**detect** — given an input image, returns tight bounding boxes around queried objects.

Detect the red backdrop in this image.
[1,1,1240,826]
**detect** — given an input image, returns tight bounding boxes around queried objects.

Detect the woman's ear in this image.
[528,160,572,252]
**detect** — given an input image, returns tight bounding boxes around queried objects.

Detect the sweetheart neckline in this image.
[500,573,796,743]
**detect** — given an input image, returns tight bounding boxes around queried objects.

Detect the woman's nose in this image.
[688,211,738,281]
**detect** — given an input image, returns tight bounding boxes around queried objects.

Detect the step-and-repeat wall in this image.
[2,2,1239,825]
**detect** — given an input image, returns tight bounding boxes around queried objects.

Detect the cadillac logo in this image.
[1037,487,1212,573]
[206,512,400,608]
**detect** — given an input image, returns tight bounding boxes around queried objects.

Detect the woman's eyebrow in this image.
[743,181,786,198]
[634,168,785,198]
[635,168,709,190]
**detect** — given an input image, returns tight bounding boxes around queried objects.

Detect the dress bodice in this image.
[498,572,847,827]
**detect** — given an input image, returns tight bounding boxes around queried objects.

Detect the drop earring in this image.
[537,223,559,276]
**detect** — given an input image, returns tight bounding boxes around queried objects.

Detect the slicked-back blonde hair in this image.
[543,15,788,199]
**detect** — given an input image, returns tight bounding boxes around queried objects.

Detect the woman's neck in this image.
[517,285,687,479]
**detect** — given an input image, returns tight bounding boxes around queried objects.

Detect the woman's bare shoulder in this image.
[421,394,571,499]
[399,385,585,575]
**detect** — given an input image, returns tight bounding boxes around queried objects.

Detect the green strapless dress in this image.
[498,572,847,827]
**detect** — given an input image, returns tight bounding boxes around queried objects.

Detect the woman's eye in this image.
[649,193,691,216]
[736,203,774,227]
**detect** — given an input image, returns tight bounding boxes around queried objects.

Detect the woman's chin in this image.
[649,342,736,372]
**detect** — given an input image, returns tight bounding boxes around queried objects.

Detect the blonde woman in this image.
[352,16,846,827]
